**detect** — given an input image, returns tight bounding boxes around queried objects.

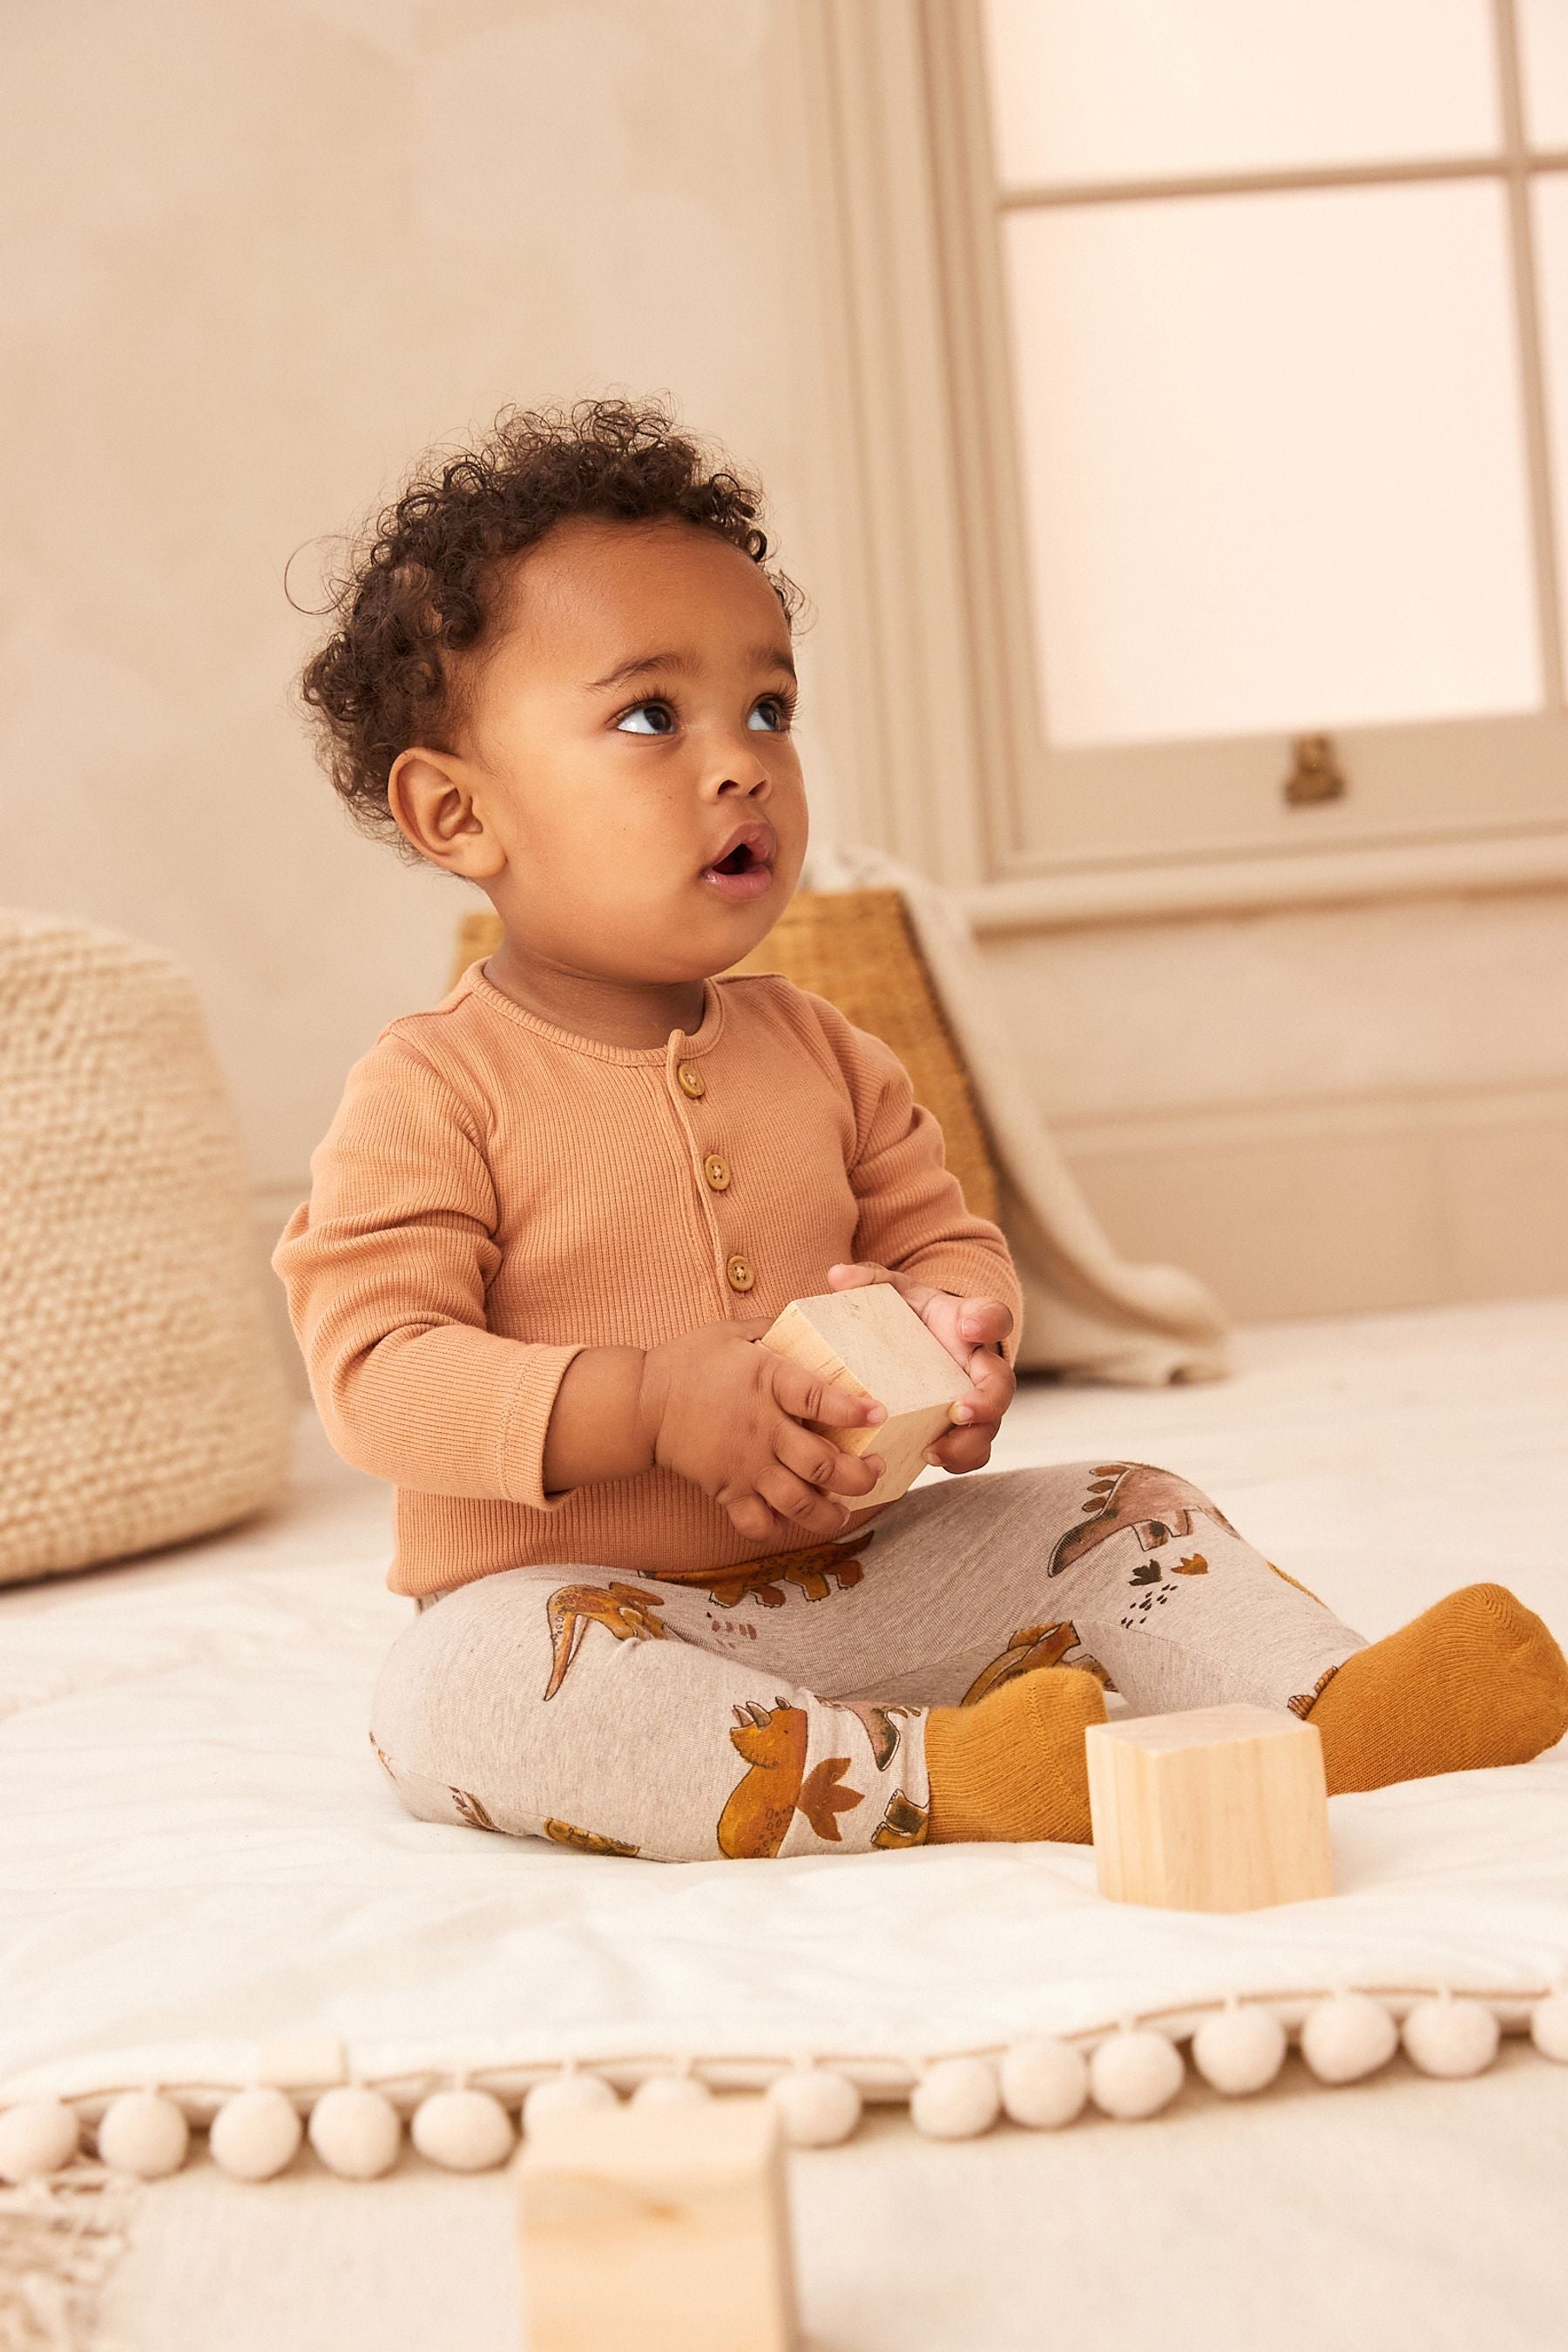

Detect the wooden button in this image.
[726,1254,755,1293]
[704,1154,731,1191]
[677,1064,706,1098]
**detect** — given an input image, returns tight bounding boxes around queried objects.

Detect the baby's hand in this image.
[826,1261,1016,1475]
[639,1316,888,1544]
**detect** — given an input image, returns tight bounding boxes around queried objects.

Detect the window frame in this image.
[796,0,1568,931]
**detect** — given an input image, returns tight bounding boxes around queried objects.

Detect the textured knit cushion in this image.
[0,910,294,1586]
[449,891,1002,1222]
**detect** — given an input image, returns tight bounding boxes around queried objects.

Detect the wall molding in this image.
[1052,1077,1568,1322]
[963,822,1568,935]
[1052,1074,1568,1161]
[795,0,1002,888]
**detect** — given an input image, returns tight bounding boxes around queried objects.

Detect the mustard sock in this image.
[926,1667,1106,1844]
[1306,1582,1568,1796]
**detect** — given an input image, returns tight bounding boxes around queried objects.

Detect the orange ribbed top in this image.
[272,958,1023,1596]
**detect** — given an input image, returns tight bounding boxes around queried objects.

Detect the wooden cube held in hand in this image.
[1085,1703,1334,1913]
[758,1284,975,1508]
[515,2093,797,2352]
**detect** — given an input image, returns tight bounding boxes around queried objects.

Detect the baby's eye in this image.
[616,700,676,736]
[747,695,792,733]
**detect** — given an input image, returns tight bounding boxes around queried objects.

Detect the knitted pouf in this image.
[0,909,294,1585]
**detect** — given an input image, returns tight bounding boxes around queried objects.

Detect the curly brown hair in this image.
[297,396,804,864]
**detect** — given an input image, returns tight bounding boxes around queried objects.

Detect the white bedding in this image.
[3,1298,1567,2112]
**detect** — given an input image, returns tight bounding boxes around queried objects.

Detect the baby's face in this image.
[455,516,807,983]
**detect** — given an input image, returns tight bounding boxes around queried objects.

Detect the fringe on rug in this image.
[0,2165,134,2352]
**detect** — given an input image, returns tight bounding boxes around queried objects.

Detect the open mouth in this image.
[700,822,776,898]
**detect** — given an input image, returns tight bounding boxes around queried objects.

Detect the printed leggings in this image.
[368,1460,1369,1862]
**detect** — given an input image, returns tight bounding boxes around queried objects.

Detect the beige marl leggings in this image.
[368,1461,1368,1862]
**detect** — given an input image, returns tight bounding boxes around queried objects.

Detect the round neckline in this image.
[469,962,727,1064]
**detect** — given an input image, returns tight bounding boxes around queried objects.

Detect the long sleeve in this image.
[271,962,1029,1598]
[271,1038,582,1507]
[805,996,1024,1369]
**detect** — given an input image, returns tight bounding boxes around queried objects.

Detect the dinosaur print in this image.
[961,1620,1111,1707]
[543,1581,687,1700]
[717,1699,866,1858]
[450,1787,499,1833]
[651,1529,876,1611]
[1047,1464,1242,1578]
[871,1790,931,1849]
[1286,1663,1342,1720]
[838,1697,916,1772]
[543,1817,641,1857]
[1267,1559,1327,1606]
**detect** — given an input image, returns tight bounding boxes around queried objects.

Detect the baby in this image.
[274,398,1568,1862]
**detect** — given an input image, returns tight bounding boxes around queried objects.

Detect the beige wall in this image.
[979,890,1568,1321]
[6,0,1565,1384]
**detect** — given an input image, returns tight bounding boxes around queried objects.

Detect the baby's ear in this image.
[388,747,500,879]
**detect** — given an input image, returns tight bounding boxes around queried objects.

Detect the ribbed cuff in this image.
[498,1342,588,1510]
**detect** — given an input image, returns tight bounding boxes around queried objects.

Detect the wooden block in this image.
[515,2093,797,2352]
[1085,1703,1334,1913]
[757,1285,973,1507]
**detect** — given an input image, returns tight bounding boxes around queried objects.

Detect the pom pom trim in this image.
[3,1975,1563,2180]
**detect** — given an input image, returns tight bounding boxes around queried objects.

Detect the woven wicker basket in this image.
[449,892,1000,1220]
[0,911,295,1585]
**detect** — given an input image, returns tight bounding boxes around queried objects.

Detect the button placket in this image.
[668,1055,755,1304]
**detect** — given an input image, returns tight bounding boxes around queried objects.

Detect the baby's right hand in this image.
[638,1316,887,1544]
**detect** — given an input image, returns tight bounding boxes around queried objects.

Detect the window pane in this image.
[1519,0,1568,146]
[1002,179,1541,747]
[1532,176,1568,683]
[982,0,1501,188]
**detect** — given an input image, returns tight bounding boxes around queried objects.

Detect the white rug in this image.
[3,1298,1566,2115]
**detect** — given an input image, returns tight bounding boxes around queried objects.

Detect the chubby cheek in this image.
[514,817,720,979]
[497,734,808,931]
[527,837,683,941]
[499,759,671,894]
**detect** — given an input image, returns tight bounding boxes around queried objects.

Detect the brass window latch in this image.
[1282,732,1347,807]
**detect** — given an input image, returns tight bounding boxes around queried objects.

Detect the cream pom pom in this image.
[208,2088,303,2181]
[1191,2004,1288,2098]
[523,2072,618,2134]
[1088,2029,1184,2120]
[1402,1995,1499,2078]
[307,2085,403,2180]
[0,2099,81,2183]
[909,2057,1001,2140]
[1300,1992,1398,2085]
[1531,1988,1568,2062]
[767,2066,862,2148]
[630,2074,713,2110]
[97,2091,190,2179]
[998,2038,1088,2130]
[410,2087,516,2172]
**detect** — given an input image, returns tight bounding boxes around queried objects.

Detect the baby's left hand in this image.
[826,1260,1016,1474]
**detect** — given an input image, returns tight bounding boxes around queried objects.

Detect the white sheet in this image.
[3,1298,1567,2109]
